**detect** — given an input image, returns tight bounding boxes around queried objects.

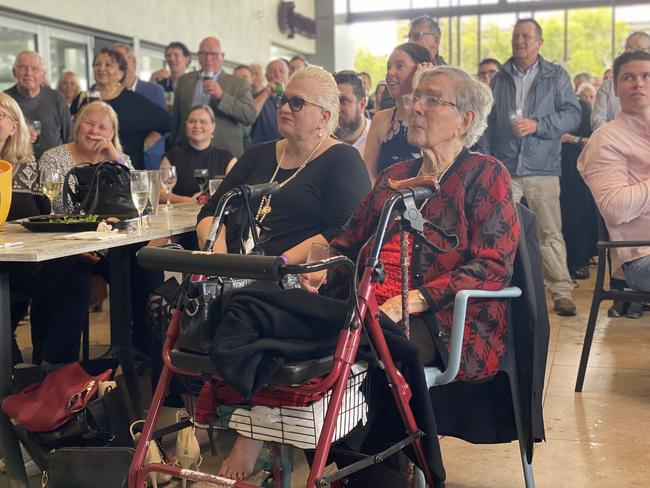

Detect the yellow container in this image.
[0,160,13,228]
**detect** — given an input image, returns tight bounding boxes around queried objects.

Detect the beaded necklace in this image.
[254,136,327,224]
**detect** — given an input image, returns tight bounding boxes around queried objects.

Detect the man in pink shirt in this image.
[578,49,650,294]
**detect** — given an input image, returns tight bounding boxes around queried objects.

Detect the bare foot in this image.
[218,436,264,481]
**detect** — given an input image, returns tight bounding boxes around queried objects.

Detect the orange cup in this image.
[0,160,13,228]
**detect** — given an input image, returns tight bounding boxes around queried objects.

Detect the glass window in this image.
[535,10,565,64]
[480,13,516,64]
[139,50,165,83]
[49,37,88,91]
[567,7,612,78]
[615,5,650,54]
[437,17,451,63]
[0,26,36,90]
[460,16,479,72]
[349,0,411,12]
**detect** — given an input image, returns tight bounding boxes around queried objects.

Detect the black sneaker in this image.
[573,267,590,280]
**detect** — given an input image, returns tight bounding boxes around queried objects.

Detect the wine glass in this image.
[40,167,63,216]
[306,243,333,289]
[130,170,151,232]
[160,165,177,210]
[194,168,209,195]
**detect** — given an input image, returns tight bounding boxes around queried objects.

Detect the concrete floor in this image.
[3,267,650,487]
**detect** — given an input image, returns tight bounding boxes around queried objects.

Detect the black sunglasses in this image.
[276,95,324,112]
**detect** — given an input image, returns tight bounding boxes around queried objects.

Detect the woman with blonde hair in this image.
[194,65,370,481]
[39,100,133,213]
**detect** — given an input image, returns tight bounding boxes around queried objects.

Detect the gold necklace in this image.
[255,136,327,223]
[417,159,454,212]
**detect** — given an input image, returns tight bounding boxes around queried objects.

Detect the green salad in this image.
[50,215,101,223]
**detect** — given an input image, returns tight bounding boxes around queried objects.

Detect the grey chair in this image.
[415,204,548,488]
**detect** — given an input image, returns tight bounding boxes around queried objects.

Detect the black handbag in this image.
[28,382,133,450]
[178,277,254,354]
[44,446,134,488]
[62,161,139,217]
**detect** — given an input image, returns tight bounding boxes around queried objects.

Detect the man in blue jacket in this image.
[480,18,581,316]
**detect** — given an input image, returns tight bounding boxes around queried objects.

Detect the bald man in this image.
[172,36,256,156]
[250,59,290,146]
[5,50,72,158]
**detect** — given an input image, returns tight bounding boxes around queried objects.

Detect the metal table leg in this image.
[0,265,29,487]
[106,246,143,418]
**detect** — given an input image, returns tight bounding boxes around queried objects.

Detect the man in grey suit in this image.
[172,36,256,157]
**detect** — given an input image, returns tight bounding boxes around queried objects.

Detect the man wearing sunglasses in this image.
[250,59,290,146]
[333,71,370,156]
[172,36,256,157]
[379,15,447,111]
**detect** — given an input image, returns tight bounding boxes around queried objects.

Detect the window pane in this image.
[615,5,650,54]
[567,7,612,78]
[50,37,88,91]
[140,53,164,83]
[460,16,479,72]
[535,10,565,64]
[349,0,411,12]
[0,26,36,90]
[437,17,451,63]
[480,13,516,64]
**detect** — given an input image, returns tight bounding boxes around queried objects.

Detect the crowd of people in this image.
[4,12,650,486]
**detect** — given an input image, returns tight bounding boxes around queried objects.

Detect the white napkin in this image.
[55,231,127,241]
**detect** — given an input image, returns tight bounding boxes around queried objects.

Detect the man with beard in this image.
[334,71,370,156]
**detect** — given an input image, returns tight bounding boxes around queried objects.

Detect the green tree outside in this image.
[354,7,634,82]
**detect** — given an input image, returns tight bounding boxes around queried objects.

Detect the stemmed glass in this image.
[160,165,178,210]
[130,170,151,232]
[40,167,63,216]
[194,168,209,195]
[306,243,334,289]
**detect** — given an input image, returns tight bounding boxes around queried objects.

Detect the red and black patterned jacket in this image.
[330,149,520,381]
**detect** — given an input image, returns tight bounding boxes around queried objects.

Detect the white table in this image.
[0,204,199,487]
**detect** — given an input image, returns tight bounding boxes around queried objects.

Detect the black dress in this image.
[165,143,233,196]
[71,89,171,170]
[560,99,597,275]
[377,108,421,175]
[198,141,371,256]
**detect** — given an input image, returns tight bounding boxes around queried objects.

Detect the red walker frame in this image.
[128,188,439,488]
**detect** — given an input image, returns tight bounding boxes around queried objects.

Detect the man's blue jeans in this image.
[623,255,650,292]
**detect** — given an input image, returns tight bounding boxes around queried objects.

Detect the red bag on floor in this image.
[1,361,113,432]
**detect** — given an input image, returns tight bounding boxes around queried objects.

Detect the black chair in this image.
[575,214,650,392]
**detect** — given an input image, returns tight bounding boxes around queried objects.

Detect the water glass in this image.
[306,243,333,289]
[160,165,177,210]
[194,168,209,194]
[130,170,151,232]
[208,176,225,196]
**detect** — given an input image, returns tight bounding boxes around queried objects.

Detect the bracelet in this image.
[573,136,581,145]
[115,156,125,165]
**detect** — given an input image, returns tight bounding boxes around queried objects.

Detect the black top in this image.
[8,158,50,220]
[197,141,371,256]
[165,143,234,196]
[377,108,421,174]
[71,89,171,170]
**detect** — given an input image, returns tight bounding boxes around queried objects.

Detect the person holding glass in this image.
[160,104,236,205]
[0,93,93,367]
[363,43,433,185]
[70,48,171,171]
[194,66,370,481]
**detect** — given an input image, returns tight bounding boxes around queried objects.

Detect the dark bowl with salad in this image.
[16,214,137,232]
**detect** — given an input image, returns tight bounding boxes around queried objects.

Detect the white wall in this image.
[0,0,316,64]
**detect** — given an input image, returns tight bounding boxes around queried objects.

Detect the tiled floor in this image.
[3,269,650,487]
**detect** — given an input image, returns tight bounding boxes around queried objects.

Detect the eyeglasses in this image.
[198,51,223,58]
[403,94,457,110]
[406,31,437,42]
[276,95,324,112]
